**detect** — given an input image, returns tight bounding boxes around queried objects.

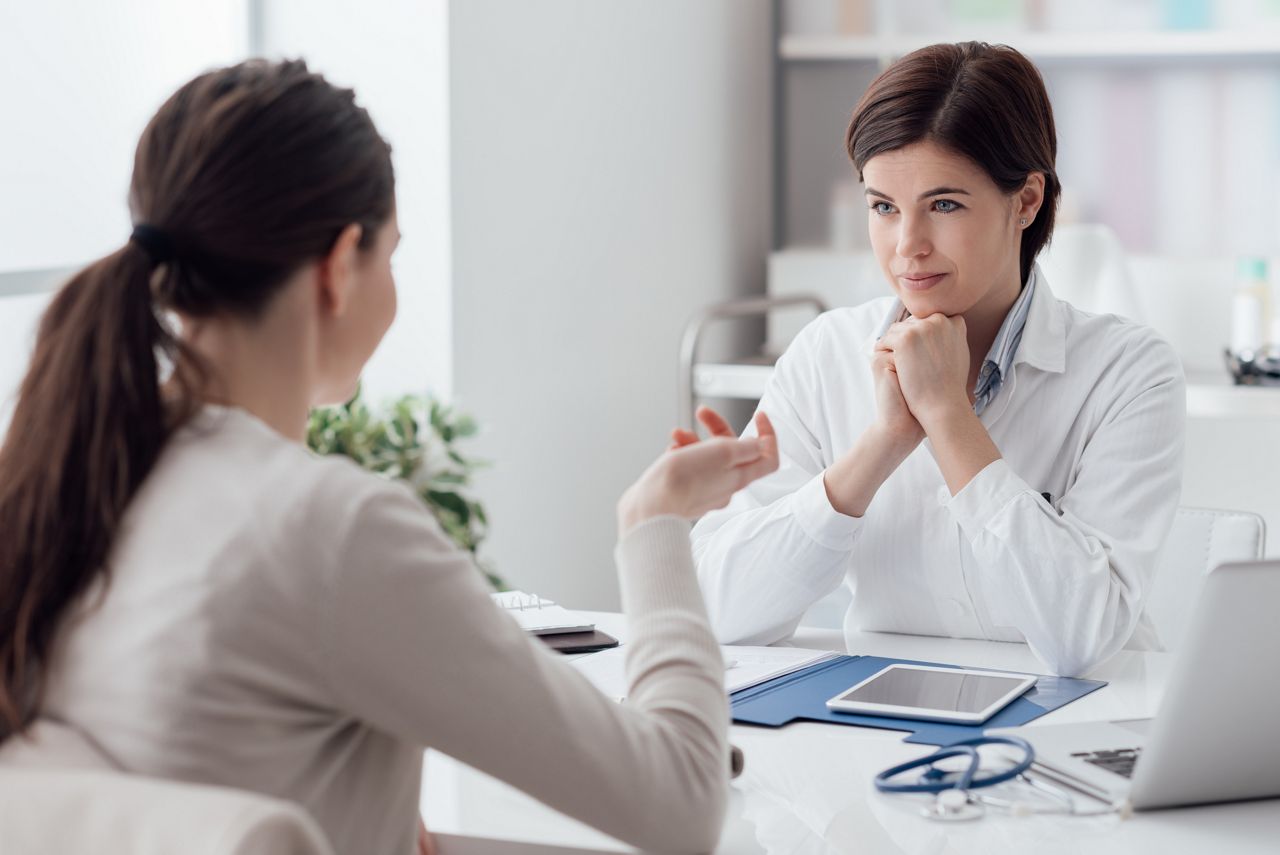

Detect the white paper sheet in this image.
[571,644,838,701]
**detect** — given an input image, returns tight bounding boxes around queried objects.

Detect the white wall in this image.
[0,0,452,418]
[260,0,452,404]
[0,0,249,273]
[450,1,774,608]
[0,0,250,425]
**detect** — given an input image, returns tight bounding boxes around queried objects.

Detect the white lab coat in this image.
[692,267,1185,677]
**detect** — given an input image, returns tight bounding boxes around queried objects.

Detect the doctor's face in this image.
[862,140,1026,320]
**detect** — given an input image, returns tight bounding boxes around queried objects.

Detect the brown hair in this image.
[846,41,1060,284]
[0,59,394,737]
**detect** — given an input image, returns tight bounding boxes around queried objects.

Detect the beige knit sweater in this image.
[32,405,728,853]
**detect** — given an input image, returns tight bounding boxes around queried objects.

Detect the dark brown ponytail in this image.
[0,59,394,737]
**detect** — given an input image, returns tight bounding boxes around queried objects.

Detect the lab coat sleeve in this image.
[946,335,1186,678]
[692,316,864,645]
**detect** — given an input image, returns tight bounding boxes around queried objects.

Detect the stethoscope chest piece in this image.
[923,787,985,821]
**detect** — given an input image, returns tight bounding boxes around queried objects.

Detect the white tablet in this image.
[824,663,1037,725]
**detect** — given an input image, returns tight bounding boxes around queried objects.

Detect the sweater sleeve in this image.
[315,482,728,854]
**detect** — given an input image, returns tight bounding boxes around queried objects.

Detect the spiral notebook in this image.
[491,590,595,636]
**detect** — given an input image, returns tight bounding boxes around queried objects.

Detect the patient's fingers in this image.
[669,428,699,450]
[753,411,776,443]
[695,406,736,438]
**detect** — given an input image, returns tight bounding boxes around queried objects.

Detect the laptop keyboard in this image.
[1071,747,1142,779]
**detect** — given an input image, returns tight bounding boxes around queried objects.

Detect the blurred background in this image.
[2,0,1279,611]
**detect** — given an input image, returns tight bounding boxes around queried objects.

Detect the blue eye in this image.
[934,199,962,213]
[870,201,895,216]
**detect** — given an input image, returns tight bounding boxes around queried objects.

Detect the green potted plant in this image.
[305,390,503,589]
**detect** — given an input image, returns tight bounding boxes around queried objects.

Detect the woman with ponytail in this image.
[0,59,776,854]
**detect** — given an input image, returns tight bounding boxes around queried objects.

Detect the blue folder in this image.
[730,654,1106,746]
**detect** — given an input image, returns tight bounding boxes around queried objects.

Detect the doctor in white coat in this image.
[688,42,1185,678]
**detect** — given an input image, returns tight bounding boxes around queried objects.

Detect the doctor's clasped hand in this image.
[877,313,1002,495]
[878,313,971,427]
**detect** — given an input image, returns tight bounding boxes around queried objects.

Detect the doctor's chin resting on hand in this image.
[691,42,1185,679]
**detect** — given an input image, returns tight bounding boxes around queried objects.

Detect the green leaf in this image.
[307,389,501,587]
[427,489,471,524]
[453,414,478,437]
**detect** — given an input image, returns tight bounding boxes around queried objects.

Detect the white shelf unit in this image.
[776,20,1280,242]
[780,30,1280,63]
[692,362,777,401]
[1184,372,1280,419]
[0,266,79,299]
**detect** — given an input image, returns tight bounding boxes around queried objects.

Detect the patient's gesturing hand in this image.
[618,407,778,536]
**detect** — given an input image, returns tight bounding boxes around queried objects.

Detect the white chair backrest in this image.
[1036,222,1145,321]
[0,768,335,855]
[0,722,334,855]
[1146,506,1266,652]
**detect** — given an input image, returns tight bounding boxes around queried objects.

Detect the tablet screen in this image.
[832,667,1029,714]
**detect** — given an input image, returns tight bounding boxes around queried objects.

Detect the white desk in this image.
[422,614,1280,854]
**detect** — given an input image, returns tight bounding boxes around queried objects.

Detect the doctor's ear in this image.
[316,223,364,317]
[1015,173,1046,229]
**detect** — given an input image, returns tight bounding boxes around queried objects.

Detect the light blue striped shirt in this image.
[875,270,1038,415]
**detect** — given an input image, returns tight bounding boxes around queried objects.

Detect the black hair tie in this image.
[129,223,176,264]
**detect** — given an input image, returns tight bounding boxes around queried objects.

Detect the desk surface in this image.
[421,614,1280,854]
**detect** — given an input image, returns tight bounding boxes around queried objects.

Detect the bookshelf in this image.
[779,29,1280,62]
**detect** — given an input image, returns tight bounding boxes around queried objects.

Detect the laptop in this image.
[990,560,1280,810]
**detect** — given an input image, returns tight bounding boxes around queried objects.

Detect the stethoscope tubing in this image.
[873,735,1036,795]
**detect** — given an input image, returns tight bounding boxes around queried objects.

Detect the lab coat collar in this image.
[1011,263,1066,375]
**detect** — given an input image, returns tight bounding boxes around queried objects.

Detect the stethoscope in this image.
[873,735,1125,821]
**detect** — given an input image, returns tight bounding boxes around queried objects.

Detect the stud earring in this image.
[1020,218,1028,227]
